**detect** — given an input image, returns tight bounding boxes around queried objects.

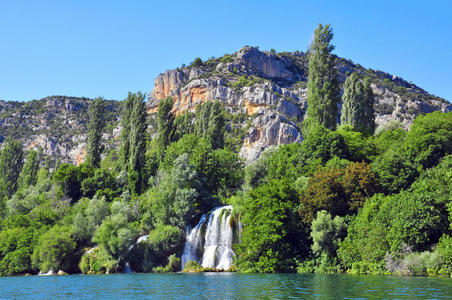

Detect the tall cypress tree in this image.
[120,92,135,168]
[172,111,194,141]
[0,137,24,199]
[194,101,212,137]
[194,100,225,149]
[341,73,376,134]
[127,92,148,195]
[156,97,175,161]
[86,97,106,168]
[207,100,225,149]
[305,24,341,132]
[17,150,40,190]
[363,78,376,134]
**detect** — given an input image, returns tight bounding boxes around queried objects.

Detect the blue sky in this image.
[1,0,451,102]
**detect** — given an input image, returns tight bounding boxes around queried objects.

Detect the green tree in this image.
[338,179,447,272]
[336,125,377,162]
[17,150,40,190]
[147,224,183,266]
[71,195,110,243]
[119,93,134,168]
[164,135,243,198]
[53,163,82,201]
[311,210,347,258]
[235,180,307,272]
[31,225,76,273]
[201,148,244,198]
[161,134,210,171]
[86,97,106,168]
[7,178,53,215]
[190,57,203,67]
[437,235,452,276]
[0,137,24,199]
[244,146,278,190]
[373,126,406,155]
[79,246,117,274]
[156,97,175,161]
[298,125,348,174]
[194,100,226,149]
[404,111,452,170]
[305,24,341,131]
[120,92,148,195]
[0,226,37,275]
[172,111,194,141]
[371,147,418,194]
[81,168,119,200]
[341,73,376,134]
[150,153,198,228]
[93,202,136,263]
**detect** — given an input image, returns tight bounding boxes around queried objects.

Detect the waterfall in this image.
[124,262,132,274]
[181,205,236,270]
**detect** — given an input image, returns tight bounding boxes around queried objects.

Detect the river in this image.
[1,273,451,299]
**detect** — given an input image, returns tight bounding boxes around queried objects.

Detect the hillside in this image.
[1,46,450,163]
[148,46,451,161]
[0,96,122,164]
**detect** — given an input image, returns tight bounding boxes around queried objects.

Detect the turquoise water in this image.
[1,273,451,299]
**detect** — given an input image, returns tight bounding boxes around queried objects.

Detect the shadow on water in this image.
[0,273,451,299]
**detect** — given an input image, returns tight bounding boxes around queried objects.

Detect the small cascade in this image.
[181,214,207,268]
[38,269,55,276]
[181,205,237,270]
[124,262,132,274]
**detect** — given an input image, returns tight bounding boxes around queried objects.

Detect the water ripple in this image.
[0,273,451,299]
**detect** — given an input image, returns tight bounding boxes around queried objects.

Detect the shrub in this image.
[148,225,183,266]
[154,254,181,273]
[311,211,347,258]
[93,213,135,261]
[404,111,452,170]
[31,226,76,273]
[190,57,203,68]
[437,235,452,276]
[183,260,204,272]
[79,247,118,274]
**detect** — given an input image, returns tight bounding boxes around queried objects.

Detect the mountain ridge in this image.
[147,46,451,161]
[1,46,450,164]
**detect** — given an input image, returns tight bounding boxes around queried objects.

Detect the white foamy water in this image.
[181,205,236,270]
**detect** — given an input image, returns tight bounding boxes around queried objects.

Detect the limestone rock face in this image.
[150,69,187,102]
[240,110,303,162]
[148,46,450,162]
[1,47,450,164]
[0,96,121,165]
[236,46,300,81]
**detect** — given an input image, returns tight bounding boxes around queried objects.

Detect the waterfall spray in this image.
[181,205,236,270]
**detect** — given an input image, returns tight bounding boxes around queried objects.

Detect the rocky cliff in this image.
[0,96,121,164]
[148,46,451,161]
[1,47,450,164]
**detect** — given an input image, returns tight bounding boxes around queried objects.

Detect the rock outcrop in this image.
[148,46,451,161]
[0,96,121,164]
[1,47,450,164]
